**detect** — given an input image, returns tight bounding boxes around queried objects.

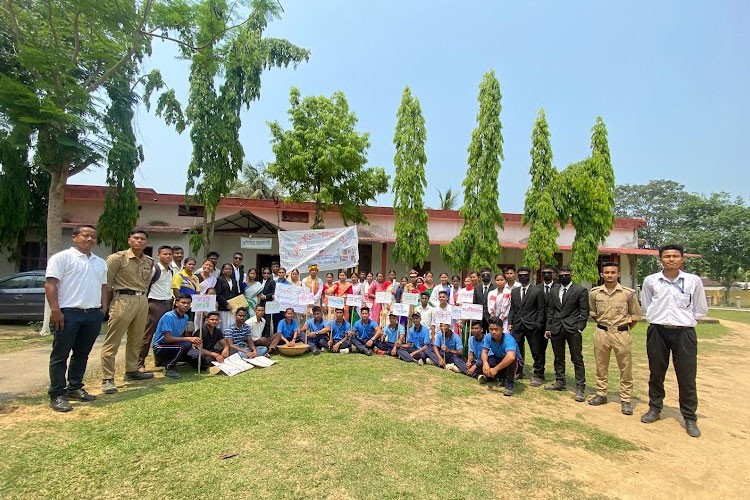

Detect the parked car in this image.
[0,271,46,321]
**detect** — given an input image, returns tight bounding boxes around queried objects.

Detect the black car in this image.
[0,271,46,321]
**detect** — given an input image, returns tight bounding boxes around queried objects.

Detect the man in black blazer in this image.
[508,267,546,385]
[259,267,276,336]
[473,266,497,330]
[544,266,589,402]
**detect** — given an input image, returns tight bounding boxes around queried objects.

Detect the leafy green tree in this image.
[522,108,559,272]
[437,188,458,210]
[392,86,429,267]
[268,87,390,229]
[441,70,504,271]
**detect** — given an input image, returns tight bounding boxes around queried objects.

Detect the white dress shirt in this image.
[148,262,174,300]
[45,247,107,309]
[641,270,708,327]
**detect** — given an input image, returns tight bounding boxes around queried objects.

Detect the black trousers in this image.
[513,326,547,378]
[550,330,585,389]
[48,308,103,398]
[646,324,698,421]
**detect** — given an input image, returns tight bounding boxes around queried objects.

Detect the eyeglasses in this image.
[234,256,243,260]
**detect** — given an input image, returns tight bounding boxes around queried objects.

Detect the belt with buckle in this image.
[61,307,101,313]
[597,323,629,332]
[657,324,684,330]
[148,298,173,303]
[116,289,145,296]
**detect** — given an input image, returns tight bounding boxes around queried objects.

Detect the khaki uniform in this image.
[101,249,153,379]
[588,283,643,402]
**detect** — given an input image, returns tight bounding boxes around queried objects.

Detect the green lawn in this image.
[0,324,53,353]
[706,308,750,325]
[0,320,731,499]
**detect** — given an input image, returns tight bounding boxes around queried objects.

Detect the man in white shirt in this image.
[170,246,184,272]
[45,225,108,412]
[245,304,283,355]
[416,292,434,334]
[232,252,245,285]
[138,245,175,371]
[503,266,522,293]
[640,244,708,438]
[431,290,453,338]
[207,251,220,279]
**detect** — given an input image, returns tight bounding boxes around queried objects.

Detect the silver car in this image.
[0,271,46,321]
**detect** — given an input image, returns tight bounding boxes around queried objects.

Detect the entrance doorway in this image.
[256,254,280,272]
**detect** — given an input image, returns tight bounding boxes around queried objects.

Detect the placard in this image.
[292,303,307,314]
[299,292,315,305]
[401,292,420,306]
[264,301,280,315]
[458,289,474,304]
[391,303,410,317]
[451,306,462,320]
[328,296,345,310]
[433,309,452,326]
[276,283,304,303]
[345,294,363,307]
[375,291,392,304]
[191,294,217,313]
[461,303,483,320]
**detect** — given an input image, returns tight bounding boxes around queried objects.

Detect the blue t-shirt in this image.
[352,319,378,340]
[482,332,522,362]
[277,319,299,340]
[330,320,351,341]
[407,325,431,349]
[434,332,463,352]
[305,318,329,334]
[382,323,405,343]
[469,334,485,359]
[153,310,190,345]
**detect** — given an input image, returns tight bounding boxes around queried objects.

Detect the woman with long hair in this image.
[243,267,263,310]
[322,272,336,321]
[332,271,353,321]
[216,263,241,330]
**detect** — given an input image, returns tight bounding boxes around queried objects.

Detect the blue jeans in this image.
[48,308,103,398]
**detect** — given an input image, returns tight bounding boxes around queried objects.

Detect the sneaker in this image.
[544,381,566,391]
[65,388,96,402]
[478,374,488,384]
[321,347,329,353]
[503,387,514,397]
[125,371,154,381]
[312,347,321,356]
[102,379,118,394]
[50,396,72,412]
[363,348,373,356]
[425,358,434,366]
[529,376,544,387]
[164,368,181,379]
[588,395,608,406]
[574,388,586,402]
[621,402,633,415]
[418,359,424,366]
[339,348,350,354]
[350,345,359,353]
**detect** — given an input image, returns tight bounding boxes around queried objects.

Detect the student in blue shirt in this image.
[465,321,486,378]
[349,306,381,356]
[328,308,352,353]
[276,307,300,346]
[152,294,199,379]
[430,322,468,373]
[374,313,404,356]
[478,317,523,396]
[300,305,330,355]
[397,312,431,364]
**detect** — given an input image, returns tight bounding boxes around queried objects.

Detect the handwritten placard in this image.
[402,292,420,306]
[299,292,315,305]
[264,300,280,315]
[328,296,345,310]
[375,291,392,304]
[191,294,217,313]
[276,283,303,303]
[292,303,307,314]
[451,306,462,320]
[461,304,483,320]
[433,309,452,326]
[345,294,363,307]
[391,303,410,317]
[458,289,474,304]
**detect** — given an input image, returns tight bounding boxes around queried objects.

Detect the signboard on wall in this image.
[240,237,273,250]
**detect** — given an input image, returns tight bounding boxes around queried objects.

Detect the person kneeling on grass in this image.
[397,312,431,364]
[477,317,523,396]
[192,311,230,369]
[374,313,404,356]
[349,306,381,356]
[465,322,486,378]
[277,307,300,346]
[328,308,352,353]
[300,305,330,355]
[430,322,468,373]
[152,294,199,379]
[225,307,266,359]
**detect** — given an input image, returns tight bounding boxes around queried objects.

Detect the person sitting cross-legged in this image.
[300,305,330,355]
[349,306,381,356]
[277,307,300,346]
[152,294,200,379]
[245,304,282,356]
[225,307,266,359]
[397,312,431,364]
[374,313,404,356]
[328,308,352,353]
[465,321,486,379]
[430,322,468,373]
[191,311,230,369]
[477,317,523,396]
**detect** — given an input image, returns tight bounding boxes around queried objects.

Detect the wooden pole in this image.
[197,314,202,375]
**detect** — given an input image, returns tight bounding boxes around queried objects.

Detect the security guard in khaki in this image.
[588,262,643,415]
[100,230,154,393]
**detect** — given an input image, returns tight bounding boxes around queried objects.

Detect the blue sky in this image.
[76,0,750,213]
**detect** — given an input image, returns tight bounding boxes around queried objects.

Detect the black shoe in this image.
[164,368,181,379]
[621,402,633,415]
[685,420,701,438]
[574,388,585,402]
[50,396,72,412]
[66,388,96,402]
[125,371,154,381]
[640,408,661,424]
[529,376,543,387]
[588,395,608,406]
[545,381,566,391]
[364,348,373,356]
[312,347,321,355]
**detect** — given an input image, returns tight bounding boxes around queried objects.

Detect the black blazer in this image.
[535,281,555,324]
[215,275,240,311]
[260,278,275,306]
[545,283,589,335]
[473,282,497,323]
[508,285,545,332]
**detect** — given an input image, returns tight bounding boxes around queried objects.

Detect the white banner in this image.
[279,226,359,272]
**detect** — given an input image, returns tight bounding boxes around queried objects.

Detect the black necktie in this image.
[545,285,549,295]
[562,287,567,302]
[483,285,488,296]
[521,287,526,300]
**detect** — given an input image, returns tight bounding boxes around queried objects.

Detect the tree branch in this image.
[70,8,81,67]
[68,154,101,177]
[140,17,253,53]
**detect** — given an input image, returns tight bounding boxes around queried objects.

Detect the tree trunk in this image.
[313,202,325,229]
[46,166,68,256]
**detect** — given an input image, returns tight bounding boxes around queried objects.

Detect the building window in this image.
[282,211,309,223]
[19,241,47,272]
[178,204,205,217]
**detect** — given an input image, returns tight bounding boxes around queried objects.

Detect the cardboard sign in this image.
[451,306,462,320]
[461,303,483,320]
[433,309,452,326]
[328,296,345,310]
[299,292,315,305]
[391,303,410,317]
[191,294,217,313]
[276,283,304,303]
[458,289,474,304]
[345,294,363,307]
[375,291,392,304]
[402,292,420,306]
[264,301,280,315]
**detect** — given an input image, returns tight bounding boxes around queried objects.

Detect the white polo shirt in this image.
[45,247,107,309]
[148,261,174,301]
[245,315,267,341]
